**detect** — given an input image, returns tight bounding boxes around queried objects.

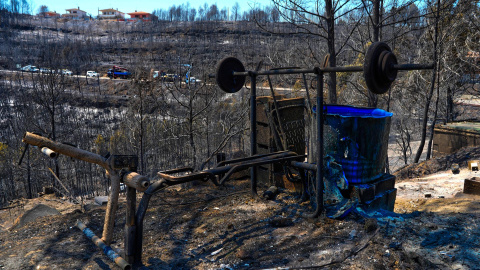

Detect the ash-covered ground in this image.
[1,165,479,270]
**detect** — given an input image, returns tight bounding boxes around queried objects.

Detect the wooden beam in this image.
[22,132,108,169]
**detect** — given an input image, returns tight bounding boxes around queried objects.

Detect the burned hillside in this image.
[1,2,480,270]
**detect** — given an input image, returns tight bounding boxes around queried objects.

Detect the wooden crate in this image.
[464,177,480,196]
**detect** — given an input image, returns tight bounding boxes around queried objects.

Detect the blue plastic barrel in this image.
[314,105,393,184]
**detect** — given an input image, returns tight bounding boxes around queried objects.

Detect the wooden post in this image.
[123,172,150,192]
[102,170,120,244]
[125,186,136,264]
[22,132,120,245]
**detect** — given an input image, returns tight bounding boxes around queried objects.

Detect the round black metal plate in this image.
[364,42,396,95]
[382,51,398,82]
[216,57,246,93]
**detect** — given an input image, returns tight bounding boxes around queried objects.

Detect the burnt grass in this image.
[1,178,480,270]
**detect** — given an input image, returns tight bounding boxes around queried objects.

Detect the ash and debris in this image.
[1,170,480,270]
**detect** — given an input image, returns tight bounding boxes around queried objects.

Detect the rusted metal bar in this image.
[216,151,291,167]
[233,66,362,77]
[218,155,303,184]
[123,172,150,192]
[158,151,301,185]
[393,63,434,70]
[267,74,287,150]
[134,193,150,264]
[232,63,433,78]
[158,167,194,174]
[134,179,168,264]
[290,161,317,171]
[77,220,131,270]
[158,170,217,185]
[302,73,313,113]
[311,69,325,218]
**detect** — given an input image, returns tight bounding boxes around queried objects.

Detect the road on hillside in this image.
[0,69,129,81]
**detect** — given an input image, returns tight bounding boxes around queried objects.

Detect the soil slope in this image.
[1,172,479,270]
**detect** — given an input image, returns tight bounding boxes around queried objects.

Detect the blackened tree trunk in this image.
[414,0,440,163]
[426,77,440,160]
[325,0,337,104]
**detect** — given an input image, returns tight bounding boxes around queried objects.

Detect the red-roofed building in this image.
[38,11,60,18]
[127,11,152,21]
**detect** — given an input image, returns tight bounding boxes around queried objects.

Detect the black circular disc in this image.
[381,51,398,82]
[364,42,395,95]
[377,50,390,84]
[216,57,246,93]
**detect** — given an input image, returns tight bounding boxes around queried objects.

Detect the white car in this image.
[21,65,39,72]
[86,71,99,77]
[61,69,73,76]
[39,67,53,74]
[190,77,202,83]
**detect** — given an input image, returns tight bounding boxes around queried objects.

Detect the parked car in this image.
[39,67,53,74]
[189,77,202,83]
[60,69,73,76]
[21,65,39,72]
[86,71,99,77]
[107,66,131,79]
[153,70,165,79]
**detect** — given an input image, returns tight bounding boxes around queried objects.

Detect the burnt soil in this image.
[1,174,480,270]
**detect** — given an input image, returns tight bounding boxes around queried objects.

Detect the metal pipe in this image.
[267,74,287,151]
[134,179,169,264]
[77,220,131,270]
[134,193,151,264]
[234,69,314,76]
[219,155,302,185]
[233,63,433,77]
[41,147,57,158]
[290,161,317,171]
[303,68,324,218]
[216,151,290,167]
[317,70,325,217]
[393,63,434,70]
[159,151,300,185]
[302,73,312,113]
[250,73,258,197]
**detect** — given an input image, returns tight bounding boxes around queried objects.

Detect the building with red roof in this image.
[127,11,152,21]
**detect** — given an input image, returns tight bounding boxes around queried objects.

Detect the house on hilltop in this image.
[38,11,60,18]
[98,8,125,20]
[127,11,152,21]
[62,7,88,20]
